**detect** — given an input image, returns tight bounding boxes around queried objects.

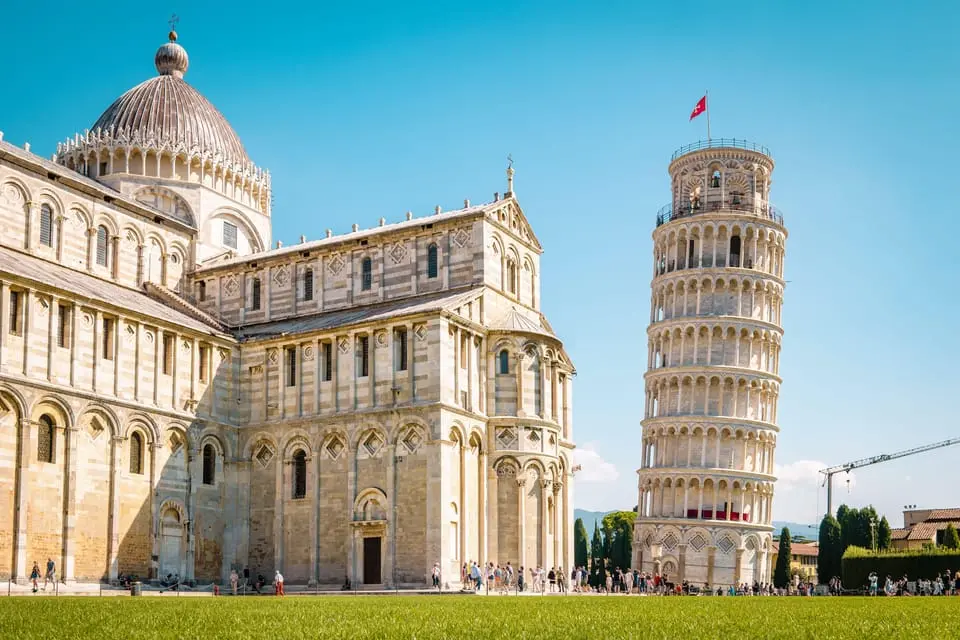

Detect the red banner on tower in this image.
[689,96,707,121]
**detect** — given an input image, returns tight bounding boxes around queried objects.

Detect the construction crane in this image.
[820,437,960,517]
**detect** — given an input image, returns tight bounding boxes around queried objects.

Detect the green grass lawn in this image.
[0,595,955,639]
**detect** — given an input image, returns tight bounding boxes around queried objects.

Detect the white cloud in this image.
[773,459,855,524]
[574,442,620,484]
[573,442,634,512]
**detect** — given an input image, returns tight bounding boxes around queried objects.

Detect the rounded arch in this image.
[1,178,31,207]
[123,412,160,443]
[93,211,120,237]
[157,498,187,523]
[198,433,227,458]
[281,428,313,460]
[354,487,388,521]
[30,394,74,428]
[206,207,265,253]
[0,383,28,418]
[243,431,279,459]
[351,423,388,452]
[76,403,120,439]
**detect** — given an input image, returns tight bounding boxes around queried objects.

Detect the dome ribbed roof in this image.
[90,32,250,166]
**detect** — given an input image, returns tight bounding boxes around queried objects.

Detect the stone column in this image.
[46,294,57,381]
[515,353,525,416]
[149,443,161,580]
[13,418,31,581]
[111,236,121,281]
[107,435,123,581]
[385,443,396,587]
[734,548,744,585]
[706,546,716,587]
[309,450,319,587]
[551,482,561,570]
[539,479,549,568]
[517,477,526,570]
[274,448,285,574]
[86,227,96,272]
[61,425,79,582]
[678,543,687,582]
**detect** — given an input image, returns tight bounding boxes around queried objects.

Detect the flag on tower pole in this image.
[689,92,711,141]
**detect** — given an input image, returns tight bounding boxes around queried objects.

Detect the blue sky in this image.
[3,1,958,527]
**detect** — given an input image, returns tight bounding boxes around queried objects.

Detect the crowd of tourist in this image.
[867,570,960,596]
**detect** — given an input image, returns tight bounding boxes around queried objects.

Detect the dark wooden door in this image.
[363,537,382,584]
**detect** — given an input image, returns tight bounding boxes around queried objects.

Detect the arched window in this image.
[506,260,517,295]
[361,257,372,291]
[96,225,109,267]
[730,236,742,267]
[129,432,143,474]
[427,244,438,279]
[37,415,55,463]
[293,450,307,499]
[498,350,510,375]
[39,204,53,247]
[197,281,206,302]
[202,444,215,485]
[303,267,314,301]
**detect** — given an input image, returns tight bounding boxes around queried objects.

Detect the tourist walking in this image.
[30,562,41,593]
[43,558,56,591]
[230,569,239,595]
[274,570,285,596]
[432,562,441,591]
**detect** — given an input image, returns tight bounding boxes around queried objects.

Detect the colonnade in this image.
[650,277,783,324]
[644,375,778,423]
[648,324,781,374]
[640,427,776,474]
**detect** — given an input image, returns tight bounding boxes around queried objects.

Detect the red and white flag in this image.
[689,95,707,120]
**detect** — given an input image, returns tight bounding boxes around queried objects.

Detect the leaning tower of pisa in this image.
[632,140,787,589]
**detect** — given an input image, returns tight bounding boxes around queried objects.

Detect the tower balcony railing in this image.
[655,198,784,228]
[670,139,772,162]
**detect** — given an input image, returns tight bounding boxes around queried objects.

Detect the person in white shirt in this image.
[274,570,285,596]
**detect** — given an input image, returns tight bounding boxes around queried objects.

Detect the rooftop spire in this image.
[506,153,515,196]
[156,16,189,78]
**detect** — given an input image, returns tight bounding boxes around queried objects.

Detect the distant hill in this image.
[574,509,819,542]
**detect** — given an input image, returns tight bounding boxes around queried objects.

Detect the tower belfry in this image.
[633,139,787,588]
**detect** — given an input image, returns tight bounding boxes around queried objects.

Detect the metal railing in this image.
[656,198,784,228]
[670,139,772,161]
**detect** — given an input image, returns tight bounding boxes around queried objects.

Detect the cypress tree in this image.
[773,526,792,589]
[817,515,842,584]
[590,522,605,587]
[574,518,589,569]
[877,516,892,551]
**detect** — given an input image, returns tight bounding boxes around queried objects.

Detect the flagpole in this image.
[706,89,711,142]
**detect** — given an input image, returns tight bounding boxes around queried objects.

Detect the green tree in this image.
[590,522,606,587]
[773,527,792,589]
[817,515,843,584]
[601,511,637,572]
[943,523,960,550]
[877,516,892,551]
[574,518,589,569]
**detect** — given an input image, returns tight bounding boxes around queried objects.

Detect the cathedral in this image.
[0,29,575,587]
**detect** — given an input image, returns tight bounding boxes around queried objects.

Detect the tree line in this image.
[573,510,636,586]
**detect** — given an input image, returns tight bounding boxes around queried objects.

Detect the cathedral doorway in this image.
[362,537,382,585]
[159,507,184,579]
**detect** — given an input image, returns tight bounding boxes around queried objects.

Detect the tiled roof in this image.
[773,541,818,556]
[0,246,227,336]
[906,521,956,541]
[890,528,910,541]
[235,287,483,341]
[489,307,555,337]
[926,509,960,521]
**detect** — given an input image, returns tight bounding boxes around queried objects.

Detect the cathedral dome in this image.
[89,31,250,166]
